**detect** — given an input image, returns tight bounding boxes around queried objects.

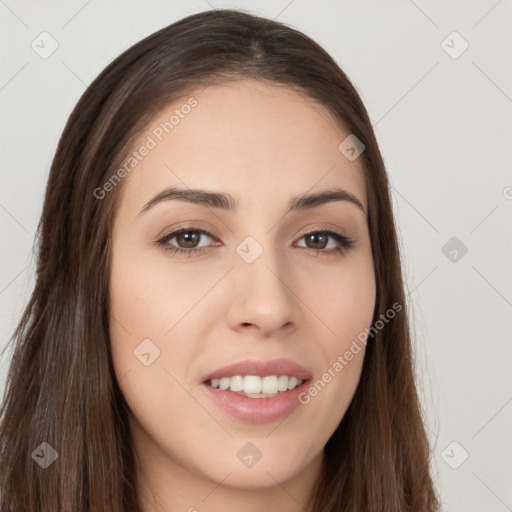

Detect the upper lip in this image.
[201,358,313,383]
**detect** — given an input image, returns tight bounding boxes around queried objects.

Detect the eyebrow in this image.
[138,186,366,216]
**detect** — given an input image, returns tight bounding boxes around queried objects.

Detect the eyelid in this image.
[157,222,350,241]
[299,225,348,239]
[156,223,218,242]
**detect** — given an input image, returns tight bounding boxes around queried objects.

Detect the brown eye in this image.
[156,228,215,256]
[155,227,354,257]
[174,231,202,249]
[304,232,329,250]
[295,230,354,256]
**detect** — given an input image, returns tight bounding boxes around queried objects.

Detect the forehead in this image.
[117,79,367,214]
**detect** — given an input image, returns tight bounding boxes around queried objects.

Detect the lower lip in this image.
[200,381,310,423]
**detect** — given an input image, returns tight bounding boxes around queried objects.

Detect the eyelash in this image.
[155,226,354,257]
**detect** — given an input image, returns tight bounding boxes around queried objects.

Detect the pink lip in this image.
[201,358,313,382]
[200,380,311,423]
[200,358,313,423]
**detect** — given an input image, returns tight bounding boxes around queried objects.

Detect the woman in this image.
[0,8,440,511]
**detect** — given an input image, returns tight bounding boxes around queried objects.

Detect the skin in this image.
[109,79,376,511]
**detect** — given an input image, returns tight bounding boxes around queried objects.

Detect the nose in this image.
[225,244,301,337]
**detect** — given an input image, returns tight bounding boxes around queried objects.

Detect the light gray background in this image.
[1,1,511,510]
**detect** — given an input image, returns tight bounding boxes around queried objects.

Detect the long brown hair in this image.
[0,8,440,511]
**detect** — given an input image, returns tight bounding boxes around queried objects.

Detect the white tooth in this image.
[277,375,289,392]
[211,374,302,393]
[245,392,278,398]
[261,375,279,394]
[219,377,230,390]
[243,375,262,394]
[229,375,244,392]
[287,376,298,390]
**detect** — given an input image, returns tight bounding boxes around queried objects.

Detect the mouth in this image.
[200,376,311,423]
[199,358,313,423]
[204,374,306,398]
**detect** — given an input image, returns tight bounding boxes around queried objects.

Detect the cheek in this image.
[302,248,376,351]
[293,251,375,436]
[326,269,375,349]
[108,242,186,390]
[108,241,221,415]
[108,248,204,459]
[109,241,210,342]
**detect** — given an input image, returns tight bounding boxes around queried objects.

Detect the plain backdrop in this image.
[1,1,511,510]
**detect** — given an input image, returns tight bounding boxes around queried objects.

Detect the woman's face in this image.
[109,80,376,499]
